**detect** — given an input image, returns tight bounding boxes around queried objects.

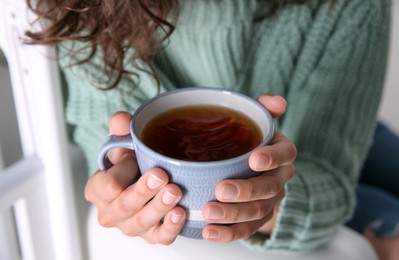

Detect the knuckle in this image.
[246,182,257,200]
[234,226,252,241]
[220,229,234,242]
[268,179,283,197]
[157,236,175,245]
[120,220,140,237]
[152,223,179,245]
[267,149,279,168]
[134,213,148,229]
[257,201,270,219]
[229,206,241,222]
[103,178,123,200]
[97,212,113,228]
[120,227,137,237]
[118,195,133,214]
[247,179,280,200]
[133,183,148,200]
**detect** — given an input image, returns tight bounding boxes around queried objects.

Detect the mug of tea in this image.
[98,87,274,239]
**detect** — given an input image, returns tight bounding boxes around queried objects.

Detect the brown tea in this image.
[141,105,262,162]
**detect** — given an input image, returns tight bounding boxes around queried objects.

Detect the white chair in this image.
[0,1,378,259]
[0,1,83,259]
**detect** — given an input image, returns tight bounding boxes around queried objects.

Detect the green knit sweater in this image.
[58,0,391,253]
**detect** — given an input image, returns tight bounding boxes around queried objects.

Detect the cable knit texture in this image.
[58,0,391,253]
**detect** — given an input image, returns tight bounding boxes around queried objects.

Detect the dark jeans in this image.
[346,122,399,237]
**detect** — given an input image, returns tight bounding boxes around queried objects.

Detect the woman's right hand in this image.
[84,112,187,244]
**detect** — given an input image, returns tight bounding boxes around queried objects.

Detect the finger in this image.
[97,168,169,225]
[257,94,287,119]
[205,189,285,224]
[202,212,273,242]
[109,111,133,135]
[249,131,297,171]
[151,207,187,245]
[119,183,182,236]
[203,200,271,224]
[137,207,186,245]
[85,152,138,205]
[215,164,294,202]
[203,190,285,242]
[108,111,133,163]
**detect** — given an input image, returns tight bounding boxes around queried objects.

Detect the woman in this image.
[25,0,394,257]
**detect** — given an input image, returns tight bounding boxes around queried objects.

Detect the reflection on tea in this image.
[141,105,262,161]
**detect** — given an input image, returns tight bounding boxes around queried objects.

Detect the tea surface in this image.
[141,105,262,161]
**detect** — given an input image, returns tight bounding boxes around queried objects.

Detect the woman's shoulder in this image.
[309,0,391,45]
[317,0,390,18]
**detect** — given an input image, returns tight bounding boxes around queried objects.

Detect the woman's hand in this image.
[85,94,296,245]
[84,112,186,245]
[202,94,297,242]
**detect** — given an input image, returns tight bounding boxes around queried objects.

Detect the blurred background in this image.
[0,49,22,167]
[379,1,399,133]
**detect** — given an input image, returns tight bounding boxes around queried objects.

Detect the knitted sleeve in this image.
[242,0,391,252]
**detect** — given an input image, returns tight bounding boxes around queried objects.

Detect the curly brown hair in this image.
[25,0,309,89]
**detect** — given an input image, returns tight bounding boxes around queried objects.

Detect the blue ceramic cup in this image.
[98,87,274,239]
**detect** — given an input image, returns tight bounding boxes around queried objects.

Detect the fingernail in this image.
[205,229,220,239]
[221,184,238,200]
[255,155,270,170]
[205,205,225,220]
[147,174,164,189]
[162,191,178,205]
[171,214,183,224]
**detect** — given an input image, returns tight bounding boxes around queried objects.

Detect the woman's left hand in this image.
[202,94,297,242]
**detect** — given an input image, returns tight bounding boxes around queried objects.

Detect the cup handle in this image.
[97,134,134,170]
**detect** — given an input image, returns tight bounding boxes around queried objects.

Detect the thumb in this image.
[108,111,133,164]
[109,111,132,135]
[257,94,287,119]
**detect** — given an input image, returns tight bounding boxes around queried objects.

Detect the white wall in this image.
[379,1,399,132]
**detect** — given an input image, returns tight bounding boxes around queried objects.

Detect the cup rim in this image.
[131,87,274,167]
